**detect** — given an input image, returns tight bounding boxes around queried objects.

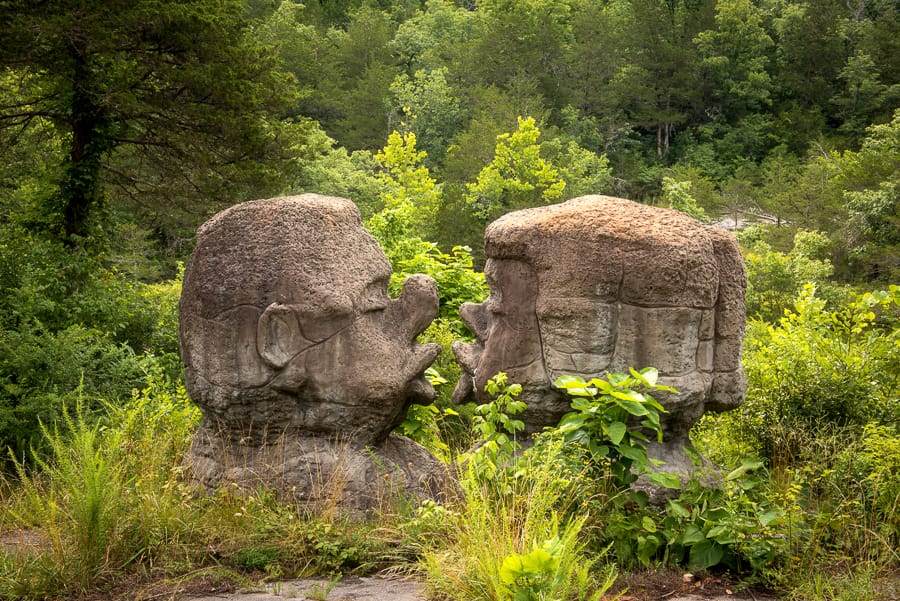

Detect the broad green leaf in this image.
[557,413,587,431]
[643,395,667,412]
[646,471,681,489]
[758,509,780,526]
[631,430,650,443]
[570,398,595,412]
[521,547,555,573]
[618,443,648,463]
[607,372,630,386]
[564,430,588,445]
[632,366,659,387]
[612,389,646,403]
[605,421,627,445]
[706,525,730,539]
[681,525,706,544]
[725,458,765,481]
[641,516,657,533]
[565,387,595,397]
[554,374,587,388]
[589,378,614,393]
[667,500,691,518]
[589,442,610,458]
[740,475,761,491]
[499,555,525,584]
[689,540,724,569]
[613,397,650,416]
[642,410,661,428]
[636,534,661,566]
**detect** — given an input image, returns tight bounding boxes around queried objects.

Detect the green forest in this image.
[0,0,897,599]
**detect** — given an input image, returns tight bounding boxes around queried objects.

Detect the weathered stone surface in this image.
[179,194,447,510]
[187,428,451,513]
[453,195,747,479]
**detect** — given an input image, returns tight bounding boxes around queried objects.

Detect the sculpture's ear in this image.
[257,303,312,368]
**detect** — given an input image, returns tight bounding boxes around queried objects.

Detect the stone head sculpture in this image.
[453,195,746,474]
[179,195,446,509]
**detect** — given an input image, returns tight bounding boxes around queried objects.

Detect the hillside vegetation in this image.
[0,1,897,599]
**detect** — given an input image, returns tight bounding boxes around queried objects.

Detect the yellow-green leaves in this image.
[499,538,560,586]
[465,117,566,221]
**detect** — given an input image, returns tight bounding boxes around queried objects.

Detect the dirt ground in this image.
[1,529,781,601]
[176,571,780,601]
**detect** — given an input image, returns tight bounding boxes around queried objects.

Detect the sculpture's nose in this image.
[387,274,440,342]
[385,274,442,404]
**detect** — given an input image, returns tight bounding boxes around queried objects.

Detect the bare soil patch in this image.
[611,568,779,600]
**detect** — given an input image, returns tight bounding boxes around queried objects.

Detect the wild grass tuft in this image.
[9,399,126,591]
[422,426,618,600]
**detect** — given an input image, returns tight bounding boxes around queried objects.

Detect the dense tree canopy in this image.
[0,0,895,272]
[0,0,321,246]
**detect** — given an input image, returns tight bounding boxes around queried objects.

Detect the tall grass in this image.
[10,401,125,591]
[422,436,618,601]
[0,369,422,599]
[0,371,200,598]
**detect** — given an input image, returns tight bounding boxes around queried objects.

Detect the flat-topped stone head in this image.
[453,195,747,475]
[179,194,441,446]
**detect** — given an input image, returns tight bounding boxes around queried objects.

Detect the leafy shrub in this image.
[548,369,687,569]
[421,374,618,601]
[690,285,900,585]
[738,285,898,462]
[554,368,676,490]
[0,226,184,464]
[0,325,147,464]
[465,372,526,481]
[740,228,838,323]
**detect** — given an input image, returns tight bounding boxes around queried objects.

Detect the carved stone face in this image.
[453,196,747,473]
[179,194,440,445]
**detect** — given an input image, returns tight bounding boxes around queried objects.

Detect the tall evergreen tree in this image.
[0,0,316,245]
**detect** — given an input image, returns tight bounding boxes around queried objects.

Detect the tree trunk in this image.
[61,43,108,245]
[657,124,663,157]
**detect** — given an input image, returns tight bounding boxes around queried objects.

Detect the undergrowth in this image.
[0,286,897,600]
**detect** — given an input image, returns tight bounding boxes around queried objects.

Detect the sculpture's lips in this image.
[389,274,441,342]
[408,342,441,377]
[404,342,441,402]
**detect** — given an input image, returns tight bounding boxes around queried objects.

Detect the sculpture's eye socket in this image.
[359,276,390,313]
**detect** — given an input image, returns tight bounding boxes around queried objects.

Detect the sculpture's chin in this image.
[452,340,481,375]
[401,342,441,404]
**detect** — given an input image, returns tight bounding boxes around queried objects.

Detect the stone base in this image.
[185,425,455,513]
[634,441,722,505]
